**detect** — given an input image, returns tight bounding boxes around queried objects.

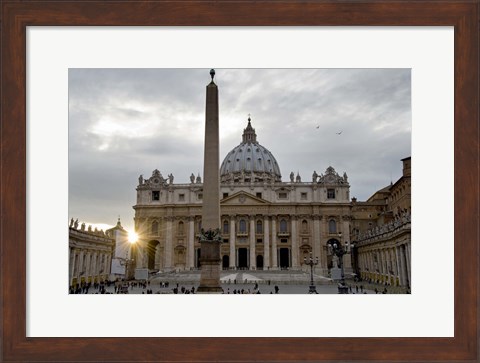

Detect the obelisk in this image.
[197,69,223,293]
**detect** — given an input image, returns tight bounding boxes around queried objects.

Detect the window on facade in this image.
[178,221,184,234]
[223,220,229,234]
[223,192,229,199]
[197,193,203,200]
[280,219,288,233]
[256,192,262,199]
[152,191,160,201]
[328,219,337,234]
[301,192,307,200]
[327,189,335,199]
[302,220,308,232]
[257,238,263,244]
[151,221,159,235]
[239,219,247,233]
[280,238,288,243]
[278,192,288,199]
[256,220,263,234]
[178,194,185,201]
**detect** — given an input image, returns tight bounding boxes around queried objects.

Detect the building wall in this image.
[352,157,412,289]
[134,167,352,275]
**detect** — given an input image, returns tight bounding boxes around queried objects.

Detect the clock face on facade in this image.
[326,174,335,183]
[153,178,159,184]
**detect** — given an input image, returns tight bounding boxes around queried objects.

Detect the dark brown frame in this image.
[1,1,478,362]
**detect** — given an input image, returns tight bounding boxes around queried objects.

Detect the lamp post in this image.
[304,252,319,294]
[330,233,350,294]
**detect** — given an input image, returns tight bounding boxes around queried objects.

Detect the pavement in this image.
[80,269,398,294]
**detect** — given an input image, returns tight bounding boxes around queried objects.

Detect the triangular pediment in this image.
[221,191,270,205]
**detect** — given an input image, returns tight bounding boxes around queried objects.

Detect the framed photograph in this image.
[1,1,478,362]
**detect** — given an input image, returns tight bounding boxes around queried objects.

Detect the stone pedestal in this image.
[330,267,343,280]
[197,240,223,293]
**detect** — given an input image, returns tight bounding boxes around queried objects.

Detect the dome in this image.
[220,117,282,183]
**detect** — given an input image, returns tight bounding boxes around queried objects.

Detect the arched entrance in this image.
[238,248,248,269]
[146,240,160,271]
[222,255,229,269]
[279,248,290,269]
[256,255,264,270]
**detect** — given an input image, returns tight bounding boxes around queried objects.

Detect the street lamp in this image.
[330,233,350,294]
[304,252,319,294]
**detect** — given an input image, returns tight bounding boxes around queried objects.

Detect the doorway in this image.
[222,255,229,269]
[238,248,248,269]
[256,255,264,270]
[279,248,290,268]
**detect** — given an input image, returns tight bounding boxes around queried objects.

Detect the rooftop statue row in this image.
[138,169,175,187]
[314,167,349,185]
[137,166,348,187]
[356,211,411,241]
[69,218,107,236]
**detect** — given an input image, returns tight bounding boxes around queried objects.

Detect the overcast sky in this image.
[69,68,411,232]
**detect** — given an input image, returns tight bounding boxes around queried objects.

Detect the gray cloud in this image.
[69,68,411,231]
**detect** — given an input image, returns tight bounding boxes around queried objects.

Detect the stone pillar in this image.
[271,217,278,269]
[396,246,406,286]
[187,217,195,269]
[405,243,411,286]
[291,217,298,268]
[229,216,236,268]
[264,216,270,269]
[342,217,352,271]
[69,249,76,284]
[198,69,222,293]
[313,216,321,272]
[249,216,256,269]
[165,217,173,269]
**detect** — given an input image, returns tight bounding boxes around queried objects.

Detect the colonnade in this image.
[357,243,411,287]
[69,247,112,285]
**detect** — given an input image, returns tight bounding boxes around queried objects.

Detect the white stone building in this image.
[133,117,353,276]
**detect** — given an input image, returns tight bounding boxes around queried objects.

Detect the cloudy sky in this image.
[69,68,411,233]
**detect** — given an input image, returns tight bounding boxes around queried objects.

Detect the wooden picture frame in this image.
[1,1,478,361]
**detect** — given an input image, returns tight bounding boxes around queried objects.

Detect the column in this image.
[85,251,91,280]
[313,216,322,272]
[249,216,256,269]
[229,216,236,268]
[264,216,270,269]
[342,216,352,270]
[187,217,195,269]
[396,246,406,286]
[405,243,411,286]
[79,250,85,278]
[291,217,298,268]
[69,249,76,284]
[165,217,173,269]
[271,217,278,269]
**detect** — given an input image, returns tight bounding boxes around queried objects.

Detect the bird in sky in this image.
[336,131,343,135]
[316,125,320,129]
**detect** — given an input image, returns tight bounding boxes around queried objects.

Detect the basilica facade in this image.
[133,118,353,276]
